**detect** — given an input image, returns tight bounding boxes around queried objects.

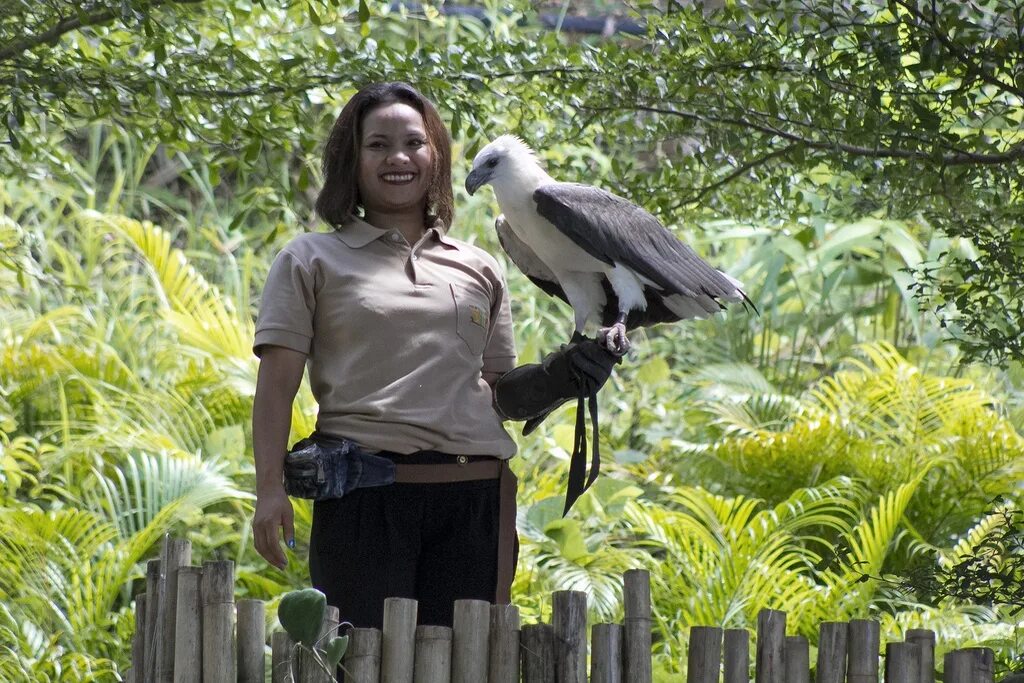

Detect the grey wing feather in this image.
[496,215,694,329]
[532,183,744,301]
[494,215,570,304]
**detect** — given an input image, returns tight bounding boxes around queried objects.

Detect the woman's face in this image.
[357,102,433,218]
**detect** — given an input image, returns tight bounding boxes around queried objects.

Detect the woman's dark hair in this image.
[315,82,454,228]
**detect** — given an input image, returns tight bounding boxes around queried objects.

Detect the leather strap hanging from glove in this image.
[493,334,621,515]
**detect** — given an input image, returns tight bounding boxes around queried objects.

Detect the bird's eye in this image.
[486,158,499,168]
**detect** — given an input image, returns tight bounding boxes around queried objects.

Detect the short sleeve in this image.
[253,247,317,357]
[482,274,517,374]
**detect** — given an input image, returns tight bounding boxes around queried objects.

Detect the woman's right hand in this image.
[252,485,295,570]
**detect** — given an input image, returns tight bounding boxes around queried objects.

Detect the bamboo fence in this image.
[123,536,997,682]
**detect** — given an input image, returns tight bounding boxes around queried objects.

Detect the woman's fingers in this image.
[253,495,291,569]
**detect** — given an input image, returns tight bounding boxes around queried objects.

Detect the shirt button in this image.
[457,455,468,465]
[411,254,419,261]
[390,233,402,242]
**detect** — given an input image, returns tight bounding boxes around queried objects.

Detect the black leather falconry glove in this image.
[493,335,620,433]
[493,334,621,515]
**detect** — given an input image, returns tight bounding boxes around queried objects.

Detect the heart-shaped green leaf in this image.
[325,634,349,669]
[277,588,326,647]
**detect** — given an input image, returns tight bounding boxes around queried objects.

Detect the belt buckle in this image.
[456,455,469,466]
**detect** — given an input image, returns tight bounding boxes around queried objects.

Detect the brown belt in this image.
[393,458,518,604]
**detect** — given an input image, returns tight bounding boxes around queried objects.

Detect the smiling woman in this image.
[250,82,520,631]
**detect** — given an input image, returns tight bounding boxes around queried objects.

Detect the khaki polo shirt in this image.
[253,217,518,458]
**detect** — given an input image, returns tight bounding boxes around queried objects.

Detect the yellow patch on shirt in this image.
[469,305,487,328]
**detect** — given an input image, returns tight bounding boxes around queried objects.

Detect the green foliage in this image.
[1,0,1023,676]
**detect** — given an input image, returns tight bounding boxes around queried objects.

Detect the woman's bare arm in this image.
[252,345,307,569]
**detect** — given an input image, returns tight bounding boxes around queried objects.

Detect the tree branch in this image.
[673,144,802,207]
[579,103,1024,166]
[0,0,205,63]
[893,0,1024,100]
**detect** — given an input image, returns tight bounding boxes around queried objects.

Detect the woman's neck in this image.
[363,208,427,244]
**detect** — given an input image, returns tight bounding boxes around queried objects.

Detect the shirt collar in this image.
[334,216,390,248]
[426,219,460,249]
[335,215,459,249]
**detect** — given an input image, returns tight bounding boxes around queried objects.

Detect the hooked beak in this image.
[465,167,491,196]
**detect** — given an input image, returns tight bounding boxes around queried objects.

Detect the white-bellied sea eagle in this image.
[465,135,751,354]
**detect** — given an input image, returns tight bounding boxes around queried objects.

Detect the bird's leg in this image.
[598,312,630,356]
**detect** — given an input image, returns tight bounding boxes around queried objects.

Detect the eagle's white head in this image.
[465,134,547,196]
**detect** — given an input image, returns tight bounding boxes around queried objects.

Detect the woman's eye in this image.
[409,139,426,148]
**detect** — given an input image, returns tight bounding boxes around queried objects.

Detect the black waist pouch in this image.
[283,433,396,500]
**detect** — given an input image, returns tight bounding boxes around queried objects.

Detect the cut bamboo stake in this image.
[687,626,722,683]
[270,632,293,683]
[158,537,192,683]
[296,645,332,683]
[320,604,340,644]
[236,598,265,683]
[521,623,555,683]
[591,623,623,683]
[452,599,490,683]
[131,593,147,683]
[201,560,235,683]
[173,566,203,683]
[906,629,935,683]
[382,597,417,683]
[784,635,810,683]
[886,641,921,683]
[944,648,994,683]
[145,559,161,683]
[344,627,382,683]
[755,609,785,683]
[488,603,521,683]
[623,569,652,683]
[553,590,588,683]
[816,622,848,683]
[723,629,749,683]
[414,625,452,683]
[848,619,880,683]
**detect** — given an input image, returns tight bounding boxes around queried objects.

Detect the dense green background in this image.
[1,1,1022,679]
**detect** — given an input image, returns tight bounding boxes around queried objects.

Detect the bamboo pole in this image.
[173,566,203,683]
[816,622,848,683]
[784,635,810,683]
[296,645,333,683]
[521,623,555,683]
[886,641,921,683]
[591,623,623,683]
[145,559,161,683]
[944,648,994,683]
[321,604,340,645]
[848,619,880,683]
[344,627,383,683]
[131,593,146,683]
[687,626,723,683]
[623,569,652,683]
[755,609,785,683]
[452,599,490,683]
[237,598,265,683]
[723,628,749,683]
[382,597,418,683]
[414,625,452,683]
[552,590,587,683]
[488,603,520,683]
[270,632,293,683]
[906,629,935,683]
[201,560,235,683]
[158,537,192,683]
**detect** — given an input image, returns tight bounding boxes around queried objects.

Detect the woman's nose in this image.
[387,148,410,163]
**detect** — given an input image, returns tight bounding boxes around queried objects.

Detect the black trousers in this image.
[309,476,506,629]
